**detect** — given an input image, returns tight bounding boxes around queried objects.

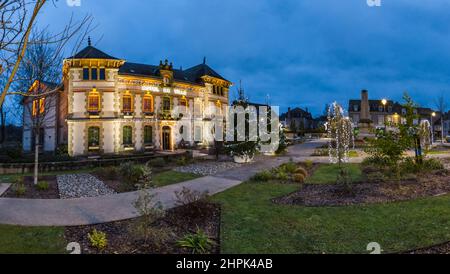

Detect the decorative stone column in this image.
[358,89,374,139]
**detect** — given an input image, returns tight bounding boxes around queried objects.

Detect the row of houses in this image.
[280,90,449,141]
[349,90,450,141]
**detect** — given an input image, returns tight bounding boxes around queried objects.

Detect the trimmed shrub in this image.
[304,160,313,169]
[177,228,215,254]
[87,229,108,250]
[250,170,273,182]
[36,181,49,191]
[12,177,26,196]
[276,170,289,181]
[120,162,153,191]
[295,167,308,178]
[293,173,306,183]
[147,158,166,168]
[279,162,298,174]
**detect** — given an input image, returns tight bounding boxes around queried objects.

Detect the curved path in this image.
[0,140,325,227]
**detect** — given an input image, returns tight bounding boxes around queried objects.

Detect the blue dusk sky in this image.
[37,0,449,116]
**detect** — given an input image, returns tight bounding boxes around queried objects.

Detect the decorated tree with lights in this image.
[327,102,354,166]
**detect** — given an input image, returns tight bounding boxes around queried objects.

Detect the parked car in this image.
[446,135,450,143]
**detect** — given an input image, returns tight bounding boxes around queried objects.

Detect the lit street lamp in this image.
[431,112,436,144]
[381,99,387,127]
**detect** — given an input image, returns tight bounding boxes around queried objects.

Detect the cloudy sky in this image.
[38,0,450,116]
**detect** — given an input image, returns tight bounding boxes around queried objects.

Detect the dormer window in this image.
[82,67,106,81]
[163,76,170,85]
[91,67,98,80]
[99,68,106,80]
[83,68,90,80]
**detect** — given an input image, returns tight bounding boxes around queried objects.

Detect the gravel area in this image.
[57,174,117,199]
[173,161,242,176]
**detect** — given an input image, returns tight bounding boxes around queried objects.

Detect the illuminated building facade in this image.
[27,44,231,156]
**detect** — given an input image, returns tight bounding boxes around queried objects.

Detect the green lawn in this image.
[427,150,450,155]
[0,225,65,254]
[306,163,363,184]
[0,169,200,188]
[153,171,201,187]
[212,182,450,254]
[0,168,97,184]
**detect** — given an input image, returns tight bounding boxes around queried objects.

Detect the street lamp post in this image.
[431,112,436,144]
[381,99,387,128]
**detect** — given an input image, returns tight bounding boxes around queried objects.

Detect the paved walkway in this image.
[0,140,325,227]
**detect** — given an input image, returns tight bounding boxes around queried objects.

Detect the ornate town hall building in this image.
[23,44,231,156]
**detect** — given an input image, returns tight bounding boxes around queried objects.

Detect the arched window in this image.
[122,92,133,113]
[88,127,100,148]
[123,126,133,146]
[163,76,170,85]
[144,126,153,144]
[88,89,100,113]
[143,94,154,113]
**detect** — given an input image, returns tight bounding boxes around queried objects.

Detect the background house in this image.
[22,81,67,153]
[280,107,314,132]
[349,90,439,127]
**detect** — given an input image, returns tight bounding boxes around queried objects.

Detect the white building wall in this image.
[72,123,85,156]
[23,129,32,152]
[135,121,143,151]
[135,95,142,117]
[73,93,86,118]
[102,92,115,116]
[103,121,115,154]
[44,127,57,152]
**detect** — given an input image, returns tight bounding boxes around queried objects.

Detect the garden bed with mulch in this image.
[273,169,450,207]
[1,176,59,199]
[64,202,221,254]
[405,241,450,254]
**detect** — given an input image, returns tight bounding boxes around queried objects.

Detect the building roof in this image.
[183,63,229,82]
[68,46,119,60]
[119,61,230,85]
[280,107,313,120]
[68,46,229,84]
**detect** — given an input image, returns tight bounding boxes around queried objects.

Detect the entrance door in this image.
[162,126,171,150]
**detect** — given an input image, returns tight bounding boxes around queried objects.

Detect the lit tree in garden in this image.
[327,102,354,166]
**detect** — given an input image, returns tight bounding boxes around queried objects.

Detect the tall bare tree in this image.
[435,93,448,144]
[1,0,93,108]
[18,30,63,185]
[10,16,93,184]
